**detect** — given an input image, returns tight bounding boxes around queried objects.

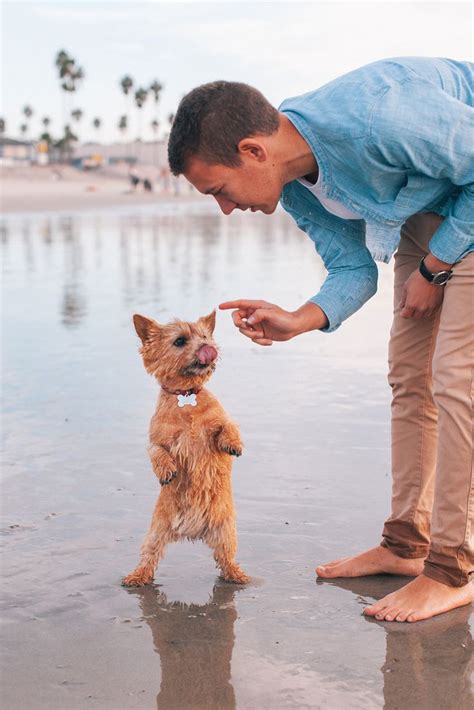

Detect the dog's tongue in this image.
[196,345,218,364]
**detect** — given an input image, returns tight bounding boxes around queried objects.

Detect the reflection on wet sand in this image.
[318,577,473,710]
[1,208,325,329]
[126,583,239,710]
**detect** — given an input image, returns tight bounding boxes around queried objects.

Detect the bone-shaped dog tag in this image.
[177,393,197,407]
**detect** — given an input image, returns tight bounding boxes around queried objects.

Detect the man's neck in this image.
[277,113,318,185]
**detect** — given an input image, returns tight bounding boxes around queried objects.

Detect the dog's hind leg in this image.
[122,512,176,587]
[206,523,249,585]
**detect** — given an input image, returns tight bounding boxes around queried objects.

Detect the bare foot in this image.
[316,545,425,579]
[363,574,474,623]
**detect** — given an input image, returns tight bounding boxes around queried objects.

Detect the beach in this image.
[1,194,472,709]
[0,165,205,214]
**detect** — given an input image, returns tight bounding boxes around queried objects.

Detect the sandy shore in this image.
[0,165,206,214]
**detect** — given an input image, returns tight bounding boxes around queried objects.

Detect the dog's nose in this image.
[196,344,218,364]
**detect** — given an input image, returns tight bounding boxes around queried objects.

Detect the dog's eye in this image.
[173,336,187,347]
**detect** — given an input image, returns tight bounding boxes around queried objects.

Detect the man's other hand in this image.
[400,269,445,319]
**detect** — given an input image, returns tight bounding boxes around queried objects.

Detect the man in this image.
[167,57,474,622]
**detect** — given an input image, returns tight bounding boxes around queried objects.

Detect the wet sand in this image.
[1,205,472,708]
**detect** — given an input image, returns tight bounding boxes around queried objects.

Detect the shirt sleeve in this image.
[370,76,474,264]
[283,206,379,333]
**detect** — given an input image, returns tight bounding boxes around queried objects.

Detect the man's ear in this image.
[133,314,161,345]
[198,309,216,335]
[237,138,268,162]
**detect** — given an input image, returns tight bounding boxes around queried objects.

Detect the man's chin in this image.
[250,201,278,215]
[262,202,278,215]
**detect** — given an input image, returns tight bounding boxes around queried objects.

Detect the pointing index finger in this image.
[219,299,267,310]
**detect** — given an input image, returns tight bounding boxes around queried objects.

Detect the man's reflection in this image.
[318,577,473,710]
[127,583,239,709]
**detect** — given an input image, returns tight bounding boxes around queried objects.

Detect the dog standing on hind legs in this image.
[122,309,249,587]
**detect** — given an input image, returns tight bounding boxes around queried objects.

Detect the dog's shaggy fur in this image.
[122,310,249,586]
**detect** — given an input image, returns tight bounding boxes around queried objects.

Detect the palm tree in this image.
[20,123,27,138]
[149,79,162,141]
[118,114,128,142]
[149,80,162,103]
[55,50,84,132]
[151,119,160,163]
[55,49,73,126]
[120,75,134,102]
[0,117,5,136]
[42,116,51,130]
[119,75,134,141]
[71,109,83,143]
[92,117,102,145]
[22,105,33,140]
[134,87,148,149]
[150,80,163,151]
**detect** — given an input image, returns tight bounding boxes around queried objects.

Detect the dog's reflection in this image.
[127,582,239,709]
[318,576,473,710]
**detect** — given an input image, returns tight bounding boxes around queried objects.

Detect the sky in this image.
[1,0,472,144]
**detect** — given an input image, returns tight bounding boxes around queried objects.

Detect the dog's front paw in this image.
[216,428,243,458]
[223,446,242,457]
[122,572,153,587]
[158,470,177,486]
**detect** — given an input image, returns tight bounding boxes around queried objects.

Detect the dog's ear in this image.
[198,309,216,335]
[133,314,161,344]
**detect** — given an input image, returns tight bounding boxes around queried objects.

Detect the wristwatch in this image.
[419,257,453,286]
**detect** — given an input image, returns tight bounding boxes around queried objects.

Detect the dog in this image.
[122,309,249,586]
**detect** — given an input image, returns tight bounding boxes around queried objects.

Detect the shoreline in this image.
[0,165,207,215]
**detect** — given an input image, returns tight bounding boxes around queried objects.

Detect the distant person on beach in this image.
[168,57,474,623]
[143,178,153,192]
[128,168,140,192]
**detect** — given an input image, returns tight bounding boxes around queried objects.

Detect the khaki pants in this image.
[381,212,474,587]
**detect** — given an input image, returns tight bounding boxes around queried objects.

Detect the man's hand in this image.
[218,300,328,345]
[400,269,445,319]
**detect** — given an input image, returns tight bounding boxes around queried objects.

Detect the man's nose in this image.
[214,195,237,215]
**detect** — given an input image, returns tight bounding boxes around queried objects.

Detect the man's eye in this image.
[173,337,187,347]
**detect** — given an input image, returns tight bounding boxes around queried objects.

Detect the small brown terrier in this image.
[122,310,249,586]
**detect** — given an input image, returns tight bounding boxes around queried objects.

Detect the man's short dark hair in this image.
[168,81,279,176]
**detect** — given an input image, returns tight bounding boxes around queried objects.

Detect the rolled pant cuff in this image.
[423,559,470,588]
[380,538,428,560]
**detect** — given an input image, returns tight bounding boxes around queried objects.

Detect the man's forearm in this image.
[291,302,329,335]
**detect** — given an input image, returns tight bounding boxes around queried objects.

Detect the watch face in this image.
[432,271,451,285]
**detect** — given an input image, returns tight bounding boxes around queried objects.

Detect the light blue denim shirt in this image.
[278,57,474,332]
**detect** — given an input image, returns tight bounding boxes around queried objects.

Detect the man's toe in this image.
[395,610,411,622]
[382,607,399,621]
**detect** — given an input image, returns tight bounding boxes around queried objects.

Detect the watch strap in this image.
[419,257,453,286]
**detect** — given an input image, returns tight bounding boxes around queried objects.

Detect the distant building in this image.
[74,139,168,168]
[0,137,35,166]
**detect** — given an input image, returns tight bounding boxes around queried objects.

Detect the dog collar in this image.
[161,385,201,407]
